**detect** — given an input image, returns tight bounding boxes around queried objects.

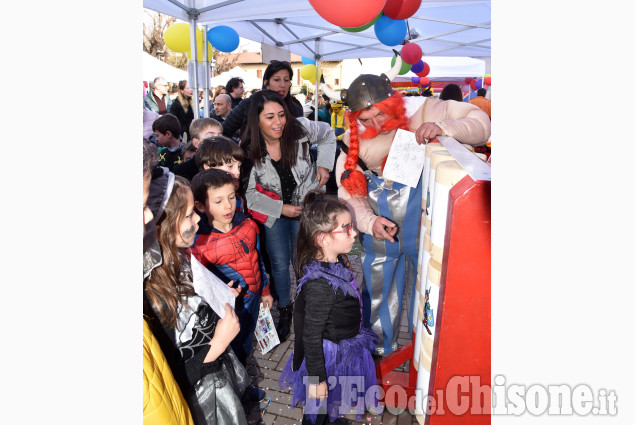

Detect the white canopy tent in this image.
[142,0,490,115]
[209,66,263,90]
[142,51,188,83]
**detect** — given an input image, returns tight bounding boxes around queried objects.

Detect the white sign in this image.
[382,129,426,188]
[190,255,236,319]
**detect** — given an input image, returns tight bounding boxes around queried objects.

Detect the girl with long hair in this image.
[143,171,250,425]
[278,191,379,425]
[241,89,336,342]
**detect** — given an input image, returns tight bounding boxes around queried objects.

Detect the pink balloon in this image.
[400,43,422,65]
[383,0,422,20]
[309,0,387,28]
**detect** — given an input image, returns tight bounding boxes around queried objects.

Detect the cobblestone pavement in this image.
[242,253,420,425]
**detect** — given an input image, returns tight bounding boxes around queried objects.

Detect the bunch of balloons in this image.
[163,23,240,61]
[465,75,491,91]
[309,0,422,46]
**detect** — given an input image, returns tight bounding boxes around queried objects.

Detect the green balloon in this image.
[391,54,412,75]
[341,12,382,33]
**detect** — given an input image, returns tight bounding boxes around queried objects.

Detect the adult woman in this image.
[213,85,226,100]
[242,90,336,342]
[170,80,195,139]
[222,61,303,140]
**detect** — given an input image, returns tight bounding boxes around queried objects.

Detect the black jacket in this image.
[169,99,194,139]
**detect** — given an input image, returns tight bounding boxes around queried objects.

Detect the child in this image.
[152,113,184,171]
[279,191,379,425]
[191,136,247,217]
[189,169,273,405]
[173,118,223,180]
[143,171,251,425]
[181,141,197,163]
[190,117,223,149]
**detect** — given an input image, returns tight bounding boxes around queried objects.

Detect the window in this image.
[257,69,262,78]
[334,78,339,86]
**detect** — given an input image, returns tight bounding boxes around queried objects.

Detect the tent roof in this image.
[142,51,188,83]
[209,65,263,89]
[143,0,490,61]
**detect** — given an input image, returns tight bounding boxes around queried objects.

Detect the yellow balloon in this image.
[186,28,214,62]
[300,64,322,84]
[164,22,191,53]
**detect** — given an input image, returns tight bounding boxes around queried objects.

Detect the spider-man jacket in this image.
[189,210,270,298]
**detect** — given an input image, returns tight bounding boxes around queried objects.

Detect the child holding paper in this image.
[144,172,251,425]
[189,168,273,405]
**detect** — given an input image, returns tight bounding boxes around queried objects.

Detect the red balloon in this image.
[484,76,491,86]
[309,0,388,28]
[415,61,430,78]
[400,43,422,65]
[419,77,429,86]
[465,77,473,85]
[470,80,477,91]
[383,0,422,20]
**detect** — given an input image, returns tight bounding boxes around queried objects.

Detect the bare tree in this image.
[143,11,175,58]
[143,9,242,73]
[215,51,239,74]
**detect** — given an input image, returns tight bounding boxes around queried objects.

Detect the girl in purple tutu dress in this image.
[279,191,379,425]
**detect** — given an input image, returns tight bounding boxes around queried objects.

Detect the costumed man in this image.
[323,57,491,354]
[330,99,348,140]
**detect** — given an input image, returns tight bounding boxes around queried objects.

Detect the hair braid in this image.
[340,110,368,197]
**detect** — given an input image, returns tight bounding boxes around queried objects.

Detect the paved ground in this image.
[242,249,420,425]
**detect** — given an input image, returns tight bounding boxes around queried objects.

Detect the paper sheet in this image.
[253,303,280,354]
[382,129,426,188]
[190,254,235,319]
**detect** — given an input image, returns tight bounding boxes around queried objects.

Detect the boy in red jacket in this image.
[189,169,273,362]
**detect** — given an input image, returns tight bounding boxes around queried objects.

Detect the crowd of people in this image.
[142,58,491,425]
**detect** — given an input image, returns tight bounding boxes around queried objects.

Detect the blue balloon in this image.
[411,60,424,74]
[207,25,239,53]
[301,56,316,65]
[373,15,407,47]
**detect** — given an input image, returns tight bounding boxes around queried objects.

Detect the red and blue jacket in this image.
[189,210,270,298]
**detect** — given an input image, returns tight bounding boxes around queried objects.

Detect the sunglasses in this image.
[269,60,291,65]
[314,222,356,246]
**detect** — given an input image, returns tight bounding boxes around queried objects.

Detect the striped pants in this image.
[359,172,422,355]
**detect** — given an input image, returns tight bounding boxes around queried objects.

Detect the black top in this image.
[271,158,297,219]
[172,158,199,181]
[170,99,194,139]
[292,276,361,382]
[158,147,183,171]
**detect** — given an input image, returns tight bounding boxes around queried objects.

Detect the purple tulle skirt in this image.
[278,327,380,423]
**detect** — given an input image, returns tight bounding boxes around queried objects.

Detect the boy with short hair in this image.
[152,113,183,171]
[172,118,223,180]
[190,117,223,148]
[189,169,272,404]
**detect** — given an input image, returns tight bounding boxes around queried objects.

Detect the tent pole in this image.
[313,38,320,122]
[203,24,210,118]
[189,13,200,123]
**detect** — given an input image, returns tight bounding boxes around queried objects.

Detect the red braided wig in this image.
[340,92,408,197]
